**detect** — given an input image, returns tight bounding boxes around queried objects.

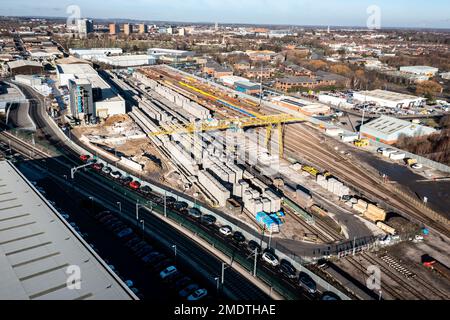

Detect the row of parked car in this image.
[80,155,330,299]
[92,210,208,301]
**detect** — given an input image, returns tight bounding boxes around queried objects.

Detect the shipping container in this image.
[376,221,396,235]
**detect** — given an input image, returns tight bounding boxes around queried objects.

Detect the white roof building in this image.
[400,66,439,77]
[56,64,126,118]
[360,115,437,144]
[353,89,426,109]
[0,161,137,300]
[95,55,156,67]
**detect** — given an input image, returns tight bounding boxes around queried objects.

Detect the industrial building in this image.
[399,66,439,77]
[271,95,331,116]
[360,115,437,144]
[57,64,126,119]
[69,48,123,60]
[147,48,195,64]
[353,89,426,109]
[6,60,43,76]
[69,78,95,120]
[0,160,137,300]
[95,55,156,67]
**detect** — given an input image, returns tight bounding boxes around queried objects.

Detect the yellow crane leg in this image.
[265,125,272,151]
[278,123,284,158]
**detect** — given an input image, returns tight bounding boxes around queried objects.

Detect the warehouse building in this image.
[147,48,195,64]
[57,63,126,119]
[353,89,426,109]
[270,95,331,116]
[0,160,137,300]
[69,48,123,60]
[6,60,43,76]
[360,115,437,144]
[95,55,156,67]
[399,66,439,77]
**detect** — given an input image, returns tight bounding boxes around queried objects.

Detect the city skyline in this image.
[0,0,449,29]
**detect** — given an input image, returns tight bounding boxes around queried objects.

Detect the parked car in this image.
[125,237,141,248]
[173,277,192,291]
[173,201,188,211]
[179,284,199,298]
[121,177,133,185]
[117,228,133,239]
[278,261,297,279]
[247,240,261,253]
[129,180,141,190]
[159,266,177,280]
[80,154,91,162]
[92,163,103,171]
[99,215,115,223]
[187,208,201,219]
[187,288,208,301]
[202,214,216,226]
[262,251,279,267]
[152,258,173,272]
[140,185,152,195]
[232,231,246,243]
[95,211,110,220]
[102,166,112,174]
[110,171,122,179]
[219,226,233,236]
[298,272,317,294]
[321,291,341,300]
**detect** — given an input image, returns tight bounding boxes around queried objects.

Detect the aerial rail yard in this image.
[90,64,449,301]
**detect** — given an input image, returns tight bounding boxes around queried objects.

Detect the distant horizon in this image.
[3,14,450,32]
[0,0,449,29]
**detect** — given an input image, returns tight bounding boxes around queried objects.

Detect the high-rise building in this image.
[178,28,185,36]
[138,24,148,34]
[109,23,120,35]
[77,19,94,37]
[124,23,133,35]
[69,78,95,120]
[167,26,173,34]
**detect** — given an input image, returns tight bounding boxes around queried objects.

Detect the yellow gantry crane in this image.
[149,114,303,158]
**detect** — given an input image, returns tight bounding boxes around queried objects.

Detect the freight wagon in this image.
[310,204,328,217]
[302,165,320,177]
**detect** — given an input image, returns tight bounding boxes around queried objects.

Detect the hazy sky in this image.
[0,0,449,28]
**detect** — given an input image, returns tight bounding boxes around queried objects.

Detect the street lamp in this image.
[117,201,122,214]
[214,277,220,294]
[172,245,177,261]
[140,219,145,239]
[88,196,94,212]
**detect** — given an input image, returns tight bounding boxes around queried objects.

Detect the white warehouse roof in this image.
[360,115,436,143]
[0,161,137,300]
[353,89,426,108]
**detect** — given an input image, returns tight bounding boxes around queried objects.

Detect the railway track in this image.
[359,252,438,300]
[345,256,403,300]
[284,124,450,235]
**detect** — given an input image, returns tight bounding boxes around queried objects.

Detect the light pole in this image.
[214,277,220,294]
[172,244,177,261]
[268,229,273,249]
[89,196,94,212]
[117,201,122,214]
[140,219,145,239]
[136,199,140,226]
[253,247,258,277]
